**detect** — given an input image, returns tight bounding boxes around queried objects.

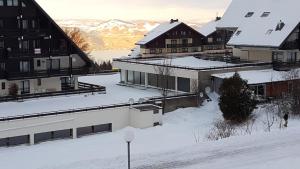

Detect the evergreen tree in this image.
[219,72,256,123]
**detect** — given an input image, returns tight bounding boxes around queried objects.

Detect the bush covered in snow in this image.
[219,72,257,123]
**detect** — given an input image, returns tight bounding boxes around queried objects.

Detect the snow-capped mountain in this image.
[56,19,201,50]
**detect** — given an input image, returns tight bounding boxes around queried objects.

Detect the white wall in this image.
[0,104,162,144]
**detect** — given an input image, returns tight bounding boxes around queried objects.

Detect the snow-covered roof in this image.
[136,21,182,45]
[198,20,219,37]
[128,46,141,58]
[140,56,235,69]
[218,0,300,48]
[212,69,300,85]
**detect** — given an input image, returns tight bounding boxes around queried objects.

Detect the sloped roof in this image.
[136,21,182,45]
[198,20,219,37]
[219,0,300,48]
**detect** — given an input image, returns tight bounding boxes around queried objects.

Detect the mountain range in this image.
[56,19,204,50]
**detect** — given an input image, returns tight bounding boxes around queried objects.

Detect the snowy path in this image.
[98,128,300,169]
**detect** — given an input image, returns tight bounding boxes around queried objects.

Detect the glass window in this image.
[148,73,158,87]
[261,12,270,17]
[37,60,41,67]
[7,0,13,6]
[51,59,60,70]
[22,20,28,29]
[21,1,26,7]
[141,72,145,85]
[0,0,3,6]
[13,0,18,6]
[22,40,29,52]
[20,61,30,72]
[245,12,254,18]
[20,80,30,94]
[178,77,190,92]
[1,82,5,90]
[0,20,3,28]
[133,71,141,84]
[37,79,41,86]
[0,63,5,71]
[0,40,4,49]
[127,70,134,84]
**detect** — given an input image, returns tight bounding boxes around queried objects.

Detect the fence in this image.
[0,82,106,103]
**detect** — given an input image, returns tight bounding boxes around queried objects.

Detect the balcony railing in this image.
[2,67,90,80]
[166,44,194,48]
[273,60,300,71]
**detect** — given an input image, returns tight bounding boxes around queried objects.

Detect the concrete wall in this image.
[233,48,273,62]
[0,104,162,145]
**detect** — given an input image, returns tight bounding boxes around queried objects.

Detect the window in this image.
[0,40,4,49]
[37,79,41,86]
[266,29,273,35]
[261,12,270,17]
[33,39,40,49]
[0,20,3,28]
[19,40,29,52]
[182,48,188,53]
[20,61,30,72]
[7,0,13,6]
[21,1,26,7]
[0,62,5,71]
[127,70,134,84]
[0,0,3,6]
[22,20,28,29]
[13,0,18,6]
[31,20,36,29]
[20,80,30,94]
[245,12,254,18]
[275,21,285,31]
[37,60,41,67]
[150,49,156,54]
[148,73,158,87]
[208,37,213,43]
[1,82,5,90]
[7,0,18,6]
[235,30,242,36]
[178,77,190,92]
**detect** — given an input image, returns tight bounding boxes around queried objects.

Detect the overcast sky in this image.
[35,0,231,22]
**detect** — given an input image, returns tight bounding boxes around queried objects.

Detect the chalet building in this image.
[217,0,300,70]
[135,19,205,58]
[197,17,230,52]
[0,0,92,96]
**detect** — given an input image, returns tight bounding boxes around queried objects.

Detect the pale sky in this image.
[35,0,231,22]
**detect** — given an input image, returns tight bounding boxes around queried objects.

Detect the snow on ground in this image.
[140,56,235,69]
[212,68,300,85]
[1,93,300,169]
[0,73,162,117]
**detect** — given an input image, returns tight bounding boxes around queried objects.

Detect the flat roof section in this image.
[212,69,300,85]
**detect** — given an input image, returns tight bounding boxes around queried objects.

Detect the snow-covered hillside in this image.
[1,92,300,169]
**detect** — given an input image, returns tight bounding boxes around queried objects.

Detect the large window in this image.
[7,0,18,6]
[127,70,134,84]
[0,40,4,49]
[20,61,30,72]
[22,19,28,29]
[272,51,284,62]
[251,85,265,98]
[20,80,30,94]
[0,20,3,28]
[178,77,190,92]
[0,0,3,6]
[148,73,158,87]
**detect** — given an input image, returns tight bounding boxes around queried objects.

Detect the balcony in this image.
[273,60,300,71]
[4,67,90,80]
[166,44,194,48]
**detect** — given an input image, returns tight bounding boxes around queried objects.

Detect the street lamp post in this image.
[124,130,135,169]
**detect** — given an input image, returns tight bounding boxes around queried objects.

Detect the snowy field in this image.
[0,73,162,117]
[140,56,235,69]
[1,94,300,169]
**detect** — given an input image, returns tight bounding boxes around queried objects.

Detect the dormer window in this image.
[266,29,273,35]
[235,30,242,36]
[275,20,285,31]
[261,12,270,17]
[245,12,254,18]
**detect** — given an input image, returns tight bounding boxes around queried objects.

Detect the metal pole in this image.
[127,141,131,169]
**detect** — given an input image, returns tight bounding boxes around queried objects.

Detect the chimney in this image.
[216,16,221,21]
[170,19,179,24]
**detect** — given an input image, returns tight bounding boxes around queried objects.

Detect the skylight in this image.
[235,30,242,36]
[266,29,273,35]
[245,12,254,18]
[275,20,285,31]
[261,12,270,17]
